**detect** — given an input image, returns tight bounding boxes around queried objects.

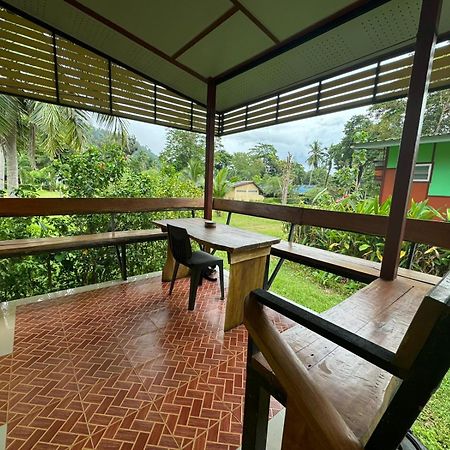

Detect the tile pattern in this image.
[1,275,292,449]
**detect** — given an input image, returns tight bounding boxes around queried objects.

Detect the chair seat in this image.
[186,250,222,267]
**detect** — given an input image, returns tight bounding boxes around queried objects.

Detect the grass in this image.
[37,189,62,198]
[213,211,450,450]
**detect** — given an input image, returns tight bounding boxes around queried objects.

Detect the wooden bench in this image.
[215,203,445,289]
[0,198,204,284]
[242,273,450,449]
[270,240,440,286]
[0,229,167,281]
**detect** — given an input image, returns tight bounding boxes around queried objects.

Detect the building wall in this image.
[225,183,264,201]
[380,142,450,214]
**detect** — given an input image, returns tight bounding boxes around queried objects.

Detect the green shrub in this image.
[0,144,202,301]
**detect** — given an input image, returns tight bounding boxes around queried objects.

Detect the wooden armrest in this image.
[252,288,407,378]
[244,293,362,450]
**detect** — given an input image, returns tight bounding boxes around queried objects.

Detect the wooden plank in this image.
[251,278,430,443]
[213,199,450,249]
[271,241,440,286]
[0,198,203,217]
[112,102,154,120]
[244,293,362,450]
[226,254,267,331]
[0,229,167,258]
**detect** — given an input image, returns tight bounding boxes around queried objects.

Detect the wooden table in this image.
[153,218,280,331]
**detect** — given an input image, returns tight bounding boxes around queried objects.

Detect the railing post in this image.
[204,80,216,220]
[381,0,442,280]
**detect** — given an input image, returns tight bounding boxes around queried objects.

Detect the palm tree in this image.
[324,144,339,187]
[213,168,230,198]
[183,158,204,186]
[306,140,325,185]
[0,95,24,195]
[0,94,128,196]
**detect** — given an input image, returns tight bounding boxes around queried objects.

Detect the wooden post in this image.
[380,0,442,280]
[204,80,216,220]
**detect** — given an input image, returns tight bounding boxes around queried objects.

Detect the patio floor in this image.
[0,273,294,449]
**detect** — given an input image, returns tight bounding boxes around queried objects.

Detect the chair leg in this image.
[188,268,202,310]
[218,261,225,300]
[169,261,179,295]
[242,365,270,450]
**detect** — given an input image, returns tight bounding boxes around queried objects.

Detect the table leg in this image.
[225,252,268,331]
[161,246,190,282]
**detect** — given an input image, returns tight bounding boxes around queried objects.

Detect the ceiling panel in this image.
[238,0,355,41]
[76,0,232,56]
[178,11,273,78]
[216,0,424,110]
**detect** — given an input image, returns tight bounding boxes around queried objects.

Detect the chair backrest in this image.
[167,224,192,264]
[366,272,450,450]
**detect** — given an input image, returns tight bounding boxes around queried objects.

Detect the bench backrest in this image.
[0,198,204,217]
[366,272,450,449]
[213,198,450,249]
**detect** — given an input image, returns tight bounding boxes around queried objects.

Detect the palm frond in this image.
[95,113,129,146]
[0,94,24,139]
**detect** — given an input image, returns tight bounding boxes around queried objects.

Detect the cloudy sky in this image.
[127,105,368,165]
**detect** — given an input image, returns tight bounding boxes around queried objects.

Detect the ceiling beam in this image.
[213,0,392,85]
[64,0,207,82]
[172,6,239,59]
[229,0,280,44]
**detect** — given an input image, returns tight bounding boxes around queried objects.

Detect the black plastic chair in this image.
[167,224,224,310]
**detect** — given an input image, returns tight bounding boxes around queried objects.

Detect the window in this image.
[413,163,432,182]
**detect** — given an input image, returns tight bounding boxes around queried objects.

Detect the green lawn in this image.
[213,211,449,450]
[37,189,62,198]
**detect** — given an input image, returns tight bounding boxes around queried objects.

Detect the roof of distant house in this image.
[352,133,450,150]
[231,181,262,190]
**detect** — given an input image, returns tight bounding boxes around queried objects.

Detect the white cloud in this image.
[127,106,368,164]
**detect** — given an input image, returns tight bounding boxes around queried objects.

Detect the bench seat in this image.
[251,277,432,444]
[0,229,167,258]
[271,240,439,286]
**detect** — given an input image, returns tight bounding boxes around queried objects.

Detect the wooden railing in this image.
[0,197,204,217]
[1,197,448,249]
[213,199,450,249]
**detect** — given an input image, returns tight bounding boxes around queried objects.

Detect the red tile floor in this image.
[0,274,294,449]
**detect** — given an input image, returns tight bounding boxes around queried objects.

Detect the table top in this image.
[153,218,280,253]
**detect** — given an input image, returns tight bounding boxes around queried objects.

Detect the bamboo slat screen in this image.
[0,8,207,133]
[219,41,450,135]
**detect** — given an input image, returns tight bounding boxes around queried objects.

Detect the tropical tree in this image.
[0,94,128,196]
[159,129,205,171]
[280,152,293,204]
[0,95,23,195]
[324,144,340,187]
[213,168,230,198]
[183,158,204,186]
[306,140,326,184]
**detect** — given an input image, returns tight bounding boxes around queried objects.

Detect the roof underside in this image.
[1,0,450,135]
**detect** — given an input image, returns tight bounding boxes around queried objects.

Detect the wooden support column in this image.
[204,80,216,220]
[380,0,442,280]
